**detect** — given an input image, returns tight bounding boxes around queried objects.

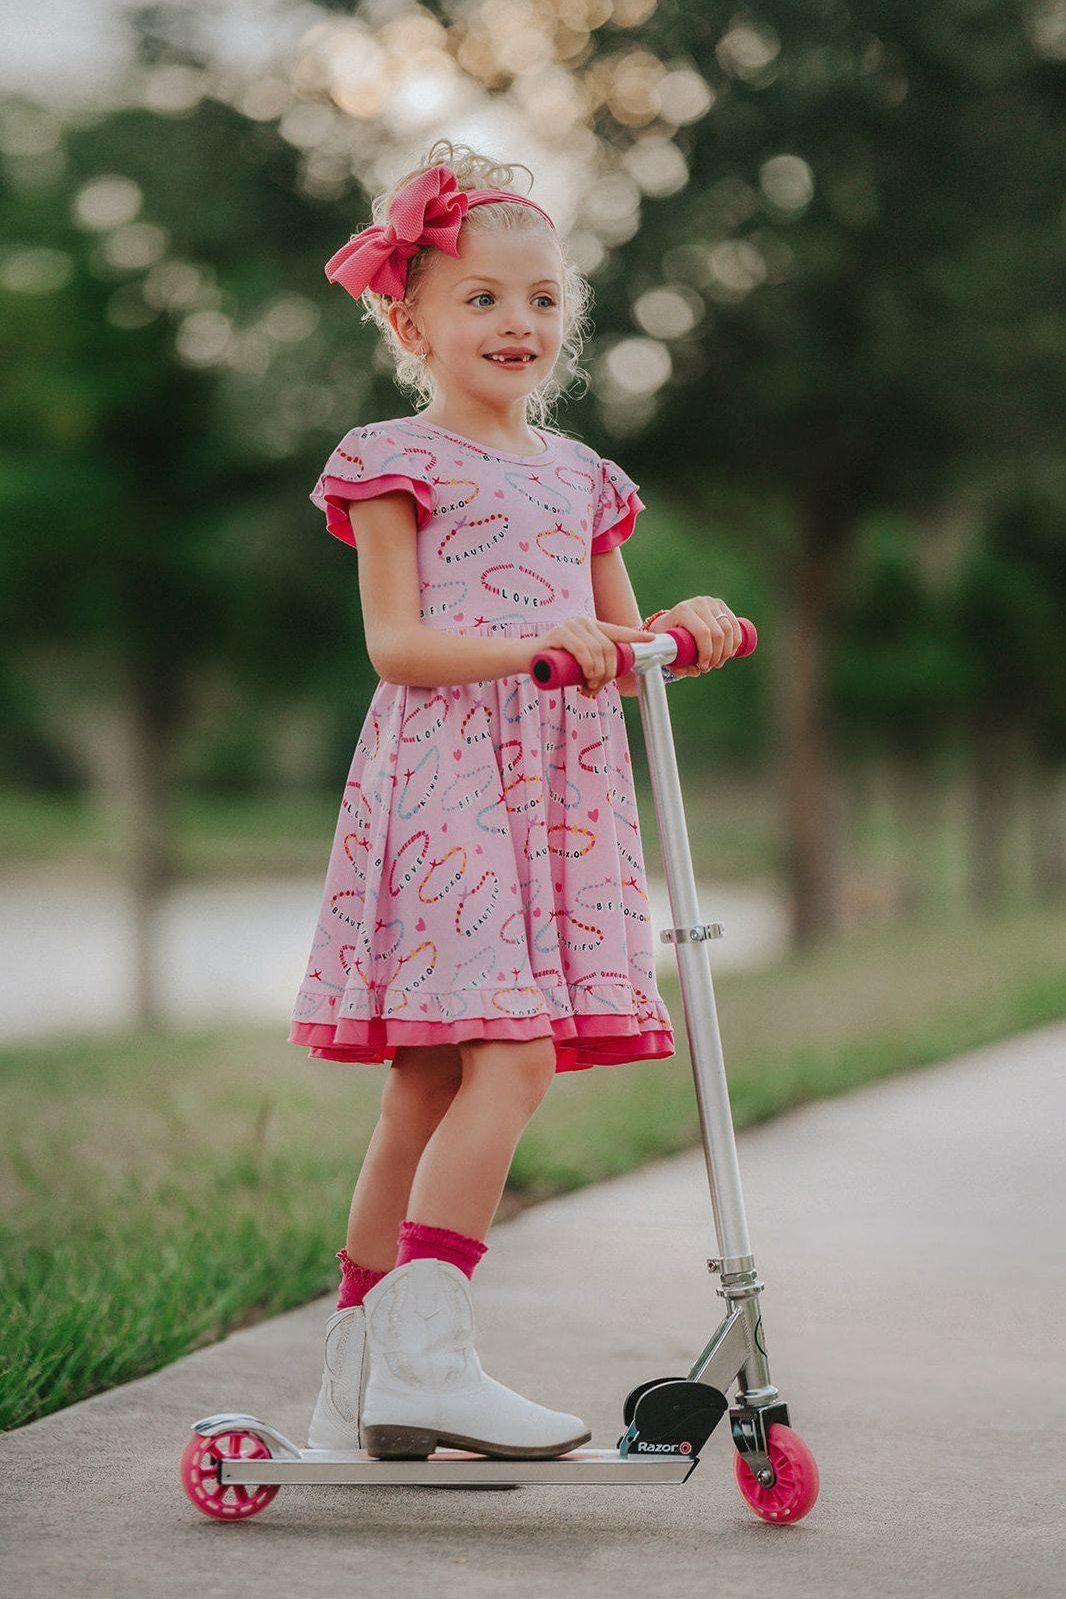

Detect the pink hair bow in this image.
[324,162,556,302]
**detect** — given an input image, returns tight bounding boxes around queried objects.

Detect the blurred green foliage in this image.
[0,2,1062,940]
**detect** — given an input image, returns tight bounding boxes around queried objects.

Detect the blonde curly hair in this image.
[355,138,593,429]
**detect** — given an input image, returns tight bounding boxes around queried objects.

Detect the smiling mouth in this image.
[483,353,536,366]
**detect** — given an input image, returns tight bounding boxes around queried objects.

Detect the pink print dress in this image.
[288,414,675,1073]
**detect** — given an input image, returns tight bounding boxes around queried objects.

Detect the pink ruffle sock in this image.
[336,1249,388,1310]
[395,1219,488,1280]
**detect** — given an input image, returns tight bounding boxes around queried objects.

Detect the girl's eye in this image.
[467,293,556,309]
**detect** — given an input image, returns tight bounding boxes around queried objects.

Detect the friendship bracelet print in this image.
[419,577,469,621]
[455,870,499,936]
[501,769,544,818]
[481,562,556,609]
[437,512,508,564]
[400,693,450,744]
[396,748,440,819]
[387,829,430,896]
[418,845,467,903]
[440,762,501,816]
[502,467,571,518]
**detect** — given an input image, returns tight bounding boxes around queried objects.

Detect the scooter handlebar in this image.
[528,618,758,692]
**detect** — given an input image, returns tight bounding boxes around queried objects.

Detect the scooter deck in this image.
[220,1444,700,1487]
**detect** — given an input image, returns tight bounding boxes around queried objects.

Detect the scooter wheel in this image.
[733,1422,819,1524]
[180,1428,280,1521]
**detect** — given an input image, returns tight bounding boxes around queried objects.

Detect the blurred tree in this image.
[834,517,964,918]
[584,0,1066,944]
[3,0,1065,1022]
[953,479,1066,908]
[0,18,387,1019]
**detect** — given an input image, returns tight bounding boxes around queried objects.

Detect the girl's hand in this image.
[528,617,657,698]
[646,596,743,675]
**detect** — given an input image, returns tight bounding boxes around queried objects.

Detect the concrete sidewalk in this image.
[2,1021,1063,1597]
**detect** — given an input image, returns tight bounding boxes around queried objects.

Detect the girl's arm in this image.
[589,545,646,697]
[354,495,532,687]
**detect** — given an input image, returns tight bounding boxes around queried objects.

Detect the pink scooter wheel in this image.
[180,1428,279,1521]
[733,1422,820,1524]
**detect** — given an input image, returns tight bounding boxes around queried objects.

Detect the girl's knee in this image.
[459,1036,556,1112]
[381,1045,462,1127]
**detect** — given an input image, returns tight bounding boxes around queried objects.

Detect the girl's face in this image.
[393,224,566,409]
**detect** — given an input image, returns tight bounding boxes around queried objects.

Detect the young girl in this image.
[291,139,742,1462]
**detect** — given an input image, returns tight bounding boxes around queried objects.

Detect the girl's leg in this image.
[343,1044,463,1269]
[358,1037,589,1461]
[403,1036,556,1241]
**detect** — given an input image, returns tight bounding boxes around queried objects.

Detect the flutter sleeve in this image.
[590,455,646,555]
[310,422,436,549]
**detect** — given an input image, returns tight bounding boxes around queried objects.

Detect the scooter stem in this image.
[632,649,778,1405]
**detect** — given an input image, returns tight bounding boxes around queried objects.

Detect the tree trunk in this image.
[773,526,847,948]
[837,751,883,928]
[1029,758,1066,898]
[20,652,182,1028]
[891,748,947,920]
[941,743,972,921]
[966,719,1017,911]
[116,666,181,1027]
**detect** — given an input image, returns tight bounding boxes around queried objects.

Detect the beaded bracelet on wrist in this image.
[641,609,681,685]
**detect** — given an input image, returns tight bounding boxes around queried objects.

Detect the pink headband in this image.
[323,162,556,301]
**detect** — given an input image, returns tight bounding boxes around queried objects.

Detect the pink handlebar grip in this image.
[528,618,758,692]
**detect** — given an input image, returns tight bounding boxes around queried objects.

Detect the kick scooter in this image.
[180,619,820,1525]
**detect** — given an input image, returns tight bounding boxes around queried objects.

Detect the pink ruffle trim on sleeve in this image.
[317,473,435,547]
[288,1012,675,1072]
[589,487,646,555]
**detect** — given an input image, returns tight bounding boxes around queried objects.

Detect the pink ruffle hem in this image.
[289,1011,675,1072]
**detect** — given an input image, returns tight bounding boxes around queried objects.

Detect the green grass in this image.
[0,780,779,882]
[1,899,1063,1432]
[0,766,1038,905]
[0,788,344,878]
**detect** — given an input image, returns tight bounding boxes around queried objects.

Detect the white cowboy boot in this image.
[360,1256,591,1460]
[306,1304,370,1451]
